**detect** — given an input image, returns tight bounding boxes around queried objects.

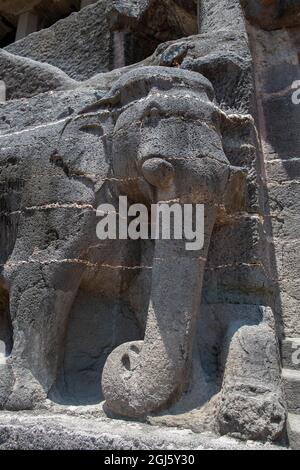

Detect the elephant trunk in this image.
[102,198,216,418]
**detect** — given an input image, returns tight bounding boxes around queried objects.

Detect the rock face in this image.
[247,21,300,340]
[0,49,77,99]
[243,0,300,30]
[5,1,112,80]
[0,0,297,449]
[0,410,282,450]
[244,1,300,450]
[4,0,199,78]
[107,0,198,40]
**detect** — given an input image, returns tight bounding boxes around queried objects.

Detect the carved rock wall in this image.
[0,0,295,448]
[243,0,300,30]
[245,4,300,449]
[247,23,300,338]
[5,1,112,80]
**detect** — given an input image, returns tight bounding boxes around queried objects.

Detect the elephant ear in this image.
[53,112,113,194]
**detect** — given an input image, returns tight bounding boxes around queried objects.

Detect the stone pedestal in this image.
[15,11,38,41]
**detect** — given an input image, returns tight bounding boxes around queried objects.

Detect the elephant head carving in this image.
[98,66,245,418]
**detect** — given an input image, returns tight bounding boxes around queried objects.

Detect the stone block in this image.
[6,1,112,80]
[282,369,300,414]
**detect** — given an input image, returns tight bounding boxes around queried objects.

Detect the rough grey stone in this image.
[200,0,246,34]
[0,0,295,449]
[287,413,300,450]
[262,94,300,162]
[243,0,300,30]
[150,304,286,442]
[106,0,198,40]
[6,1,113,80]
[0,49,77,99]
[246,16,300,449]
[182,51,254,113]
[266,159,300,184]
[0,411,284,450]
[0,88,104,135]
[282,338,300,371]
[98,66,233,419]
[218,321,286,441]
[282,369,300,414]
[269,180,300,222]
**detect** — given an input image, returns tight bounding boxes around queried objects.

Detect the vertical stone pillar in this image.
[15,11,38,42]
[0,80,6,103]
[113,32,126,69]
[197,0,201,32]
[80,0,96,8]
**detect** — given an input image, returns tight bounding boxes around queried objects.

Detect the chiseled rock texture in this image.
[5,1,112,80]
[107,0,198,40]
[243,0,300,30]
[0,0,298,449]
[247,18,300,339]
[0,49,77,99]
[245,2,300,450]
[0,411,283,450]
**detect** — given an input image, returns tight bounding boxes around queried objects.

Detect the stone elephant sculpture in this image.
[0,66,243,414]
[95,66,244,418]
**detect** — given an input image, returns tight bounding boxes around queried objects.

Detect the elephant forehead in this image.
[113,117,227,165]
[114,90,219,133]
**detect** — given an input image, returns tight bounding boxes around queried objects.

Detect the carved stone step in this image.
[282,338,300,370]
[282,369,300,414]
[287,414,300,450]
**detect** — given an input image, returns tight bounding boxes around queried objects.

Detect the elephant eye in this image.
[142,107,161,128]
[143,106,161,120]
[149,107,160,119]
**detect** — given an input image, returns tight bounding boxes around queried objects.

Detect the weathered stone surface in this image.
[0,411,283,450]
[0,52,284,440]
[266,159,300,184]
[99,66,233,419]
[282,369,300,414]
[243,0,300,30]
[0,49,77,99]
[1,298,290,446]
[248,21,300,343]
[107,0,198,40]
[246,9,300,449]
[0,0,79,20]
[0,88,102,135]
[282,338,300,370]
[200,0,246,34]
[150,304,286,441]
[4,0,198,80]
[262,94,300,161]
[0,0,296,449]
[288,413,300,450]
[218,320,286,441]
[6,1,112,80]
[182,51,253,113]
